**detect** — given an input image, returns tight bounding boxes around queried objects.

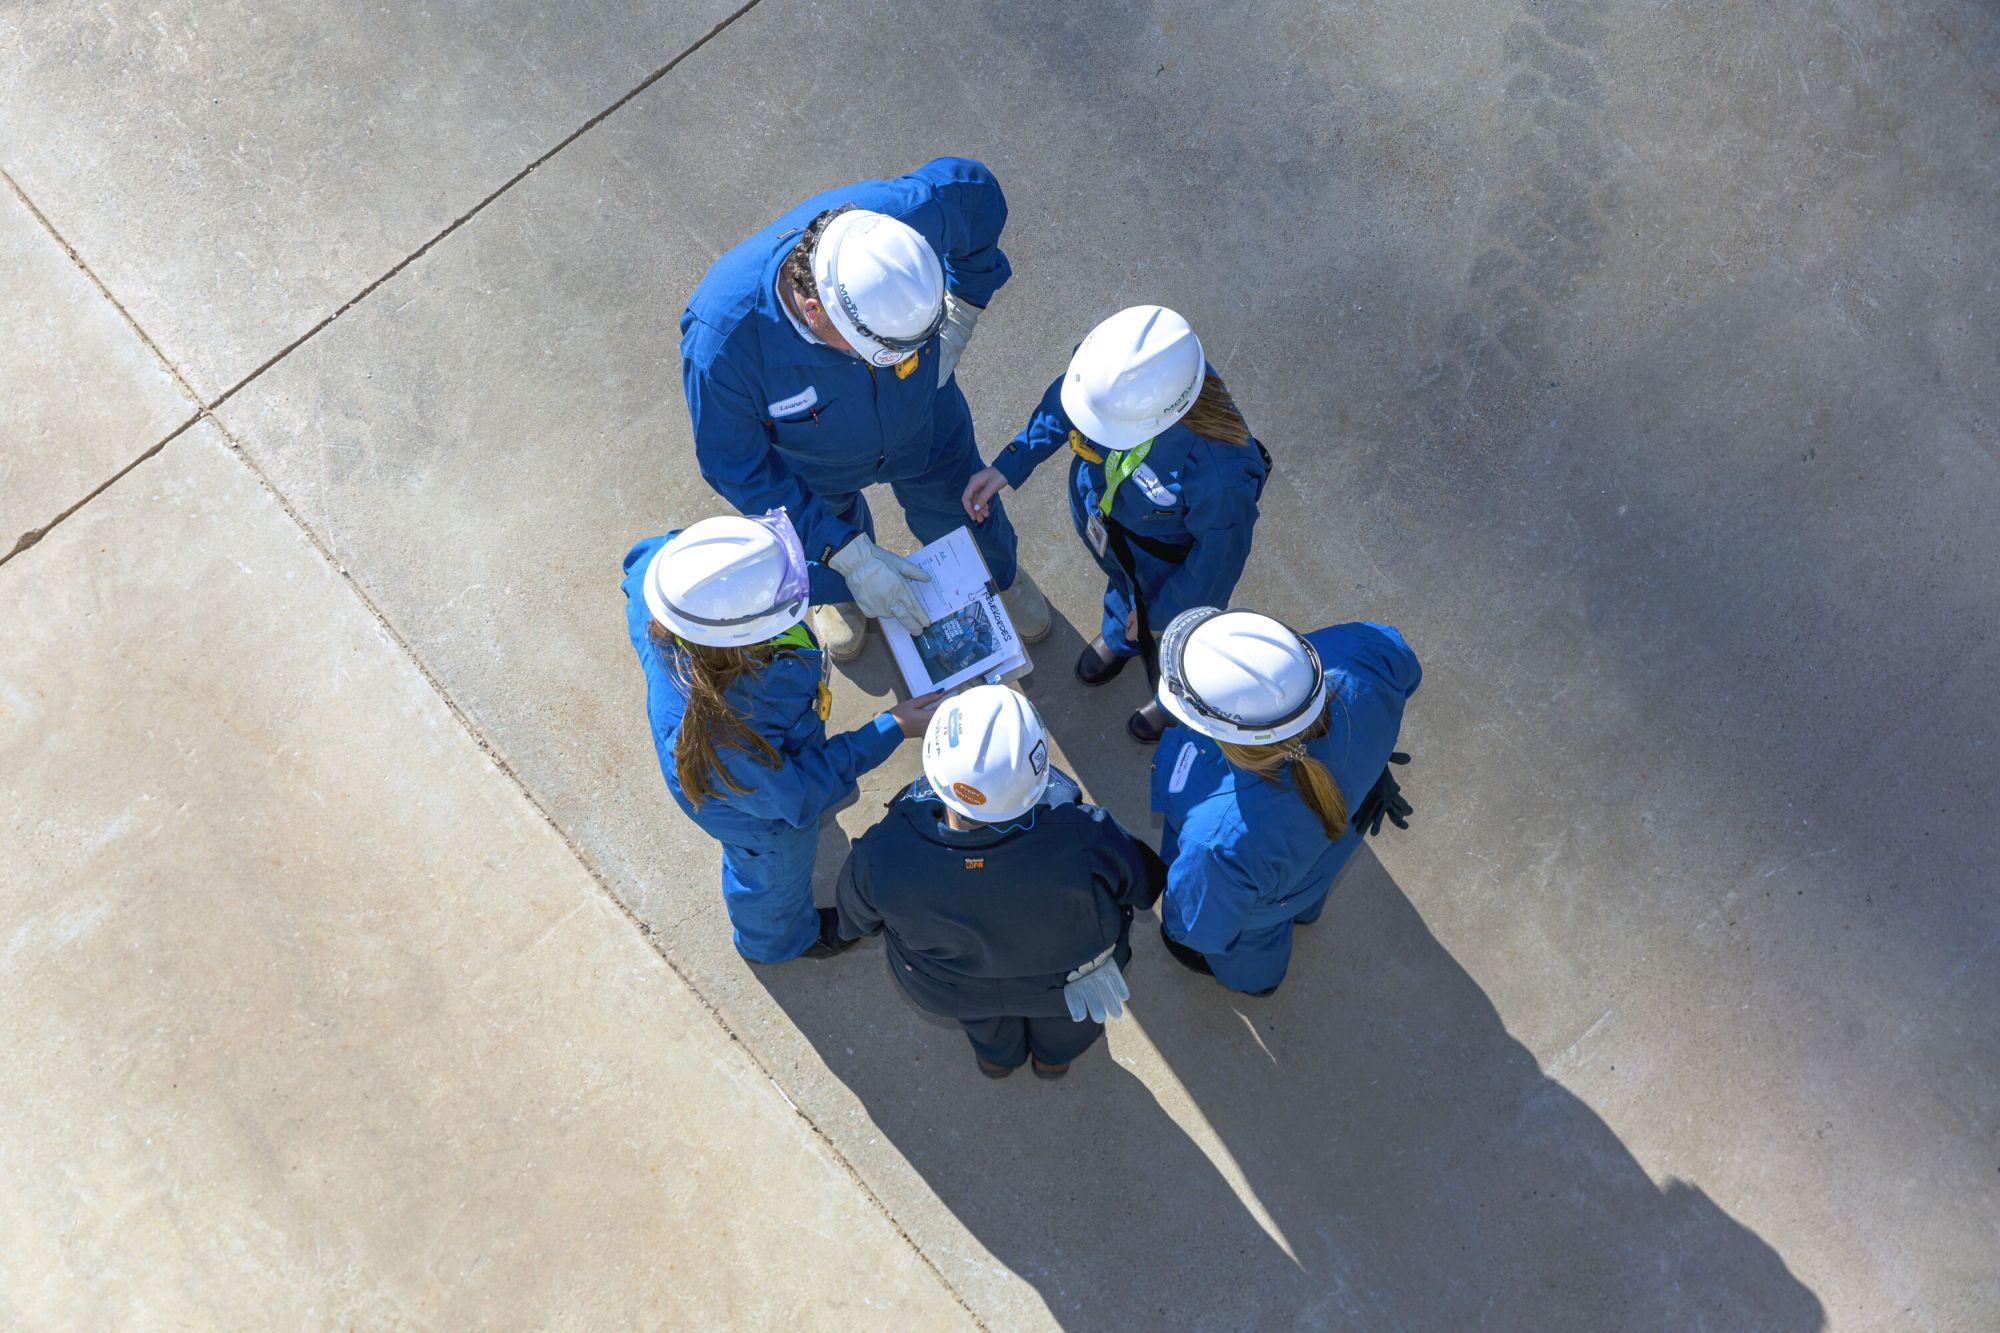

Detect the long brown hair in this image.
[1217,710,1347,841]
[1179,370,1251,446]
[649,622,783,809]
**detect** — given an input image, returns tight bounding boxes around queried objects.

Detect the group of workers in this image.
[623,158,1420,1079]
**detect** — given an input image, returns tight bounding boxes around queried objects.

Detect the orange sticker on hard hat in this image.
[951,782,987,806]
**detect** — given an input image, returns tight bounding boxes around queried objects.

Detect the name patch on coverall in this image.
[1168,742,1199,794]
[767,386,818,418]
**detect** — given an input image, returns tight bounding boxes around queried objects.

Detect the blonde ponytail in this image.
[1217,715,1347,841]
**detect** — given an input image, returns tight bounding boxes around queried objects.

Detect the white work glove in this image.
[1063,947,1129,1023]
[828,532,931,634]
[934,292,982,386]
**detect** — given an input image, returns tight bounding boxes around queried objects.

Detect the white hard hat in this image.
[1060,305,1206,450]
[645,512,811,648]
[922,685,1052,822]
[812,209,947,368]
[1157,607,1327,745]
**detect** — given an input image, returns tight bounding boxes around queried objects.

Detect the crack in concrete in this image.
[3,2,989,1321]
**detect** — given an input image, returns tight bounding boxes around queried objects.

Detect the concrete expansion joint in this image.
[2,0,767,567]
[3,2,980,1315]
[0,165,212,565]
[200,0,768,418]
[209,403,988,1333]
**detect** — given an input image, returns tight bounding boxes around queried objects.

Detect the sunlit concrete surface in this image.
[4,0,1996,1327]
[0,429,969,1326]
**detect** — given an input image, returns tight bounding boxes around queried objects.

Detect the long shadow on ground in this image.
[766,846,1823,1329]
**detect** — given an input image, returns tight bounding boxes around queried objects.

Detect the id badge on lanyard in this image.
[1085,510,1110,559]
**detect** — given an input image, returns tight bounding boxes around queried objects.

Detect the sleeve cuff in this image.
[858,711,905,768]
[994,446,1035,490]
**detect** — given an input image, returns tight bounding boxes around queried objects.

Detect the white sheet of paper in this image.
[878,527,1032,695]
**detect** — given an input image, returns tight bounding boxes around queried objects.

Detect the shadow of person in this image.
[761,842,1823,1329]
[1135,844,1826,1329]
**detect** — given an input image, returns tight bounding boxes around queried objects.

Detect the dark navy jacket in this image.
[680,157,1011,560]
[836,770,1165,1020]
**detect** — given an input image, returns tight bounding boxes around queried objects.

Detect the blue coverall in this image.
[622,534,903,962]
[1152,623,1422,994]
[835,769,1166,1068]
[680,157,1019,588]
[993,370,1267,656]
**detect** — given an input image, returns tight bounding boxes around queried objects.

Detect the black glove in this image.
[1353,752,1412,837]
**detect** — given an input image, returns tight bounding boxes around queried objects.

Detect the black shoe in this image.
[1126,699,1169,744]
[1159,922,1213,976]
[1075,636,1131,686]
[976,1055,1016,1079]
[800,908,859,960]
[1030,1056,1070,1080]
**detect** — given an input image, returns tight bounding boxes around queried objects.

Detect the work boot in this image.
[1074,635,1130,687]
[1030,1056,1070,1081]
[976,1055,1016,1080]
[799,907,860,960]
[1001,567,1052,644]
[1159,922,1213,976]
[811,602,867,662]
[1126,699,1170,744]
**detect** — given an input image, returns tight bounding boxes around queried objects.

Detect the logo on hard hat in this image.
[1029,739,1048,777]
[944,708,962,747]
[951,782,987,806]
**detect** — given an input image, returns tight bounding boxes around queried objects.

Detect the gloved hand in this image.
[934,292,982,385]
[828,533,931,634]
[1353,751,1413,837]
[1063,947,1130,1023]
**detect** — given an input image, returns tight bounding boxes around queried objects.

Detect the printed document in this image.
[880,527,1030,694]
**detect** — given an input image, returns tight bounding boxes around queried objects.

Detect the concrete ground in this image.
[3,0,1994,1328]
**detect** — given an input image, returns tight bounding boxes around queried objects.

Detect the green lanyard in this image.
[766,622,816,651]
[768,621,832,721]
[1096,439,1155,515]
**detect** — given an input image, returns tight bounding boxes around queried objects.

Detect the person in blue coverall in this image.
[681,156,1050,662]
[1150,606,1421,996]
[836,687,1165,1079]
[622,512,940,963]
[963,305,1267,742]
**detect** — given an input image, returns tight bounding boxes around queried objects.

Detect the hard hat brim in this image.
[643,541,810,649]
[812,209,944,369]
[1059,328,1206,452]
[1155,607,1327,745]
[932,766,1050,824]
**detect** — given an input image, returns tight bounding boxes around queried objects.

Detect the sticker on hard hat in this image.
[944,708,962,747]
[1029,739,1048,777]
[951,782,987,806]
